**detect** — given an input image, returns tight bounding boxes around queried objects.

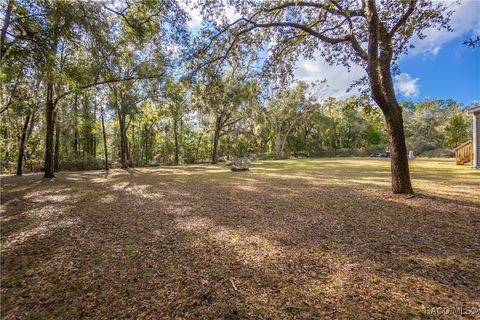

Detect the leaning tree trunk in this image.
[368,58,413,194]
[363,2,414,195]
[44,82,56,178]
[280,120,298,157]
[16,113,30,175]
[372,95,413,194]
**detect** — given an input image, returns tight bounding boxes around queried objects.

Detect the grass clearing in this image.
[1,158,479,319]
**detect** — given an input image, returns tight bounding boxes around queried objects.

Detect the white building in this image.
[468,106,480,168]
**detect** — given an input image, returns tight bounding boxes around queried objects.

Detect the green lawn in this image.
[1,158,479,319]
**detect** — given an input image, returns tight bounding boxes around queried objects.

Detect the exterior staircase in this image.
[455,140,473,165]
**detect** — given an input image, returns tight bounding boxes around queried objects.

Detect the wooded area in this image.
[1,1,480,318]
[2,0,474,193]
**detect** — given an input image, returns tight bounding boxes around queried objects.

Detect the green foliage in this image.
[445,113,469,148]
[403,99,468,153]
[0,0,473,173]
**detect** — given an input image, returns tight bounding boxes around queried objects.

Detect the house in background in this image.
[456,106,480,168]
[470,106,480,168]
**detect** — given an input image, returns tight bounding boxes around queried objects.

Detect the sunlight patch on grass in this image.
[175,214,284,266]
[23,188,74,203]
[1,208,78,251]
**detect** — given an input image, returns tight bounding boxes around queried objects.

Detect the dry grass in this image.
[1,158,479,319]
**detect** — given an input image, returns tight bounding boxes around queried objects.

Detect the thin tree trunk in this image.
[118,114,128,168]
[101,109,109,170]
[54,120,60,171]
[73,94,78,158]
[173,119,179,165]
[29,142,39,173]
[16,113,30,175]
[93,136,96,158]
[145,130,150,164]
[280,120,298,156]
[193,130,204,163]
[4,120,10,167]
[144,128,148,165]
[132,120,135,164]
[126,119,131,167]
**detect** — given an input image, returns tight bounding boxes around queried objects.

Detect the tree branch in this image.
[54,73,165,104]
[389,0,417,38]
[240,19,350,45]
[265,1,363,17]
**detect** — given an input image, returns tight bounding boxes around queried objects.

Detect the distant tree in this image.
[164,80,189,165]
[263,82,322,156]
[403,99,463,153]
[194,71,256,164]
[445,113,468,148]
[200,0,453,194]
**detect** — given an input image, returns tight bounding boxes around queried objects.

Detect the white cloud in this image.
[394,73,420,97]
[188,1,477,99]
[429,46,441,57]
[294,59,366,99]
[295,1,479,97]
[225,6,241,22]
[187,7,203,28]
[410,0,480,56]
[185,2,241,28]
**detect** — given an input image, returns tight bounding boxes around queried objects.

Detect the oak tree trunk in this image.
[383,107,413,194]
[368,64,413,194]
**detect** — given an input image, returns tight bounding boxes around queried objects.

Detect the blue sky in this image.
[397,37,479,106]
[188,1,480,106]
[293,1,480,106]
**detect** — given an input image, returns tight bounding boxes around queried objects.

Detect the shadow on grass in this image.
[1,160,479,318]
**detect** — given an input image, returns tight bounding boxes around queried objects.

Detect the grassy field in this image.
[1,158,479,319]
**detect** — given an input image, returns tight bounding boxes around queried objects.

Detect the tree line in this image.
[0,0,468,194]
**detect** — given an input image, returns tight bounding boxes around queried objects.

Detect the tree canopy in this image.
[0,0,469,194]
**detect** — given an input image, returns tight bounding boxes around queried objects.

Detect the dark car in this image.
[370,152,390,158]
